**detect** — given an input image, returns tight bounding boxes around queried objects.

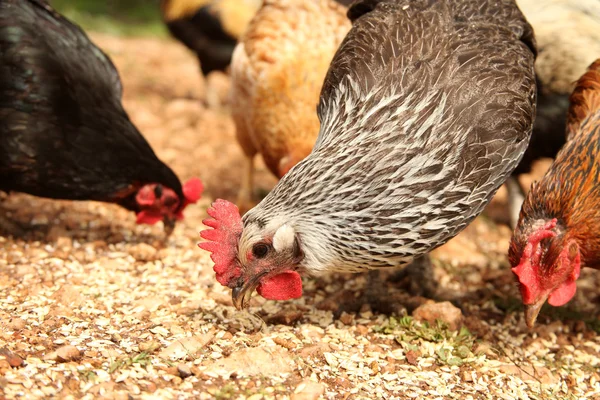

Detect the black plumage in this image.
[0,0,185,214]
[160,0,354,76]
[160,0,239,75]
[159,0,266,76]
[513,81,569,175]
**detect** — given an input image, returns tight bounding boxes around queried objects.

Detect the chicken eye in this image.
[252,243,270,259]
[153,185,163,198]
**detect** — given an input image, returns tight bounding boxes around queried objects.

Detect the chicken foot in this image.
[389,254,438,299]
[333,255,437,317]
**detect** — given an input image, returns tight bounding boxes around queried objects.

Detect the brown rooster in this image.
[503,0,600,229]
[509,59,600,328]
[230,0,352,211]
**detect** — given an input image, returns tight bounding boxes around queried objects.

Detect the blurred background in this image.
[51,0,166,37]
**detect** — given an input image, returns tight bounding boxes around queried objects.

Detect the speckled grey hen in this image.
[199,0,538,308]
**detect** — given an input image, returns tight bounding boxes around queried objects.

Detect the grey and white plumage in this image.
[236,0,537,282]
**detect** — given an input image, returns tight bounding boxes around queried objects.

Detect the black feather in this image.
[162,2,237,75]
[347,0,383,21]
[0,0,183,211]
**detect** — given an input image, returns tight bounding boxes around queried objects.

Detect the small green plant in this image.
[108,351,153,373]
[210,379,288,399]
[78,368,98,382]
[375,316,477,366]
[213,383,238,400]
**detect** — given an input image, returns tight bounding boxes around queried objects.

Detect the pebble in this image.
[128,243,157,261]
[0,348,24,367]
[412,301,463,330]
[265,309,304,325]
[0,359,11,369]
[44,345,81,362]
[159,334,214,360]
[6,318,26,331]
[339,312,354,326]
[405,350,420,366]
[291,380,325,400]
[177,363,193,379]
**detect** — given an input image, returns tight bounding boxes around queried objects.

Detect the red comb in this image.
[198,199,243,286]
[183,178,203,203]
[512,219,558,304]
[176,177,204,220]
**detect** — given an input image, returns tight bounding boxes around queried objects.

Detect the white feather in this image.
[272,224,296,252]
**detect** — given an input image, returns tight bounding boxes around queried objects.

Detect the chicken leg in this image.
[343,255,437,316]
[389,254,438,299]
[362,269,397,315]
[505,176,525,229]
[237,155,255,214]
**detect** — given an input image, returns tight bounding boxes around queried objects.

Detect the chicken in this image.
[0,0,202,234]
[230,0,352,210]
[199,0,537,309]
[159,0,262,75]
[517,0,600,96]
[509,60,600,328]
[503,0,600,228]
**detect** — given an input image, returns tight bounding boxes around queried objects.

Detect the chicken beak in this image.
[232,285,249,310]
[231,272,267,310]
[524,299,545,329]
[232,282,258,310]
[163,217,176,237]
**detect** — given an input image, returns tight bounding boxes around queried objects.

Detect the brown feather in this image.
[566,59,600,140]
[512,59,600,272]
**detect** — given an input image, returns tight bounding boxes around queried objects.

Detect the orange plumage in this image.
[229,0,351,210]
[566,60,600,139]
[509,59,600,328]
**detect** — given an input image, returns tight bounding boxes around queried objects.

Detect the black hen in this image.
[160,0,355,76]
[0,0,202,232]
[159,0,261,75]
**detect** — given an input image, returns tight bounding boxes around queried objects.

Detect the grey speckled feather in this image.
[241,0,537,274]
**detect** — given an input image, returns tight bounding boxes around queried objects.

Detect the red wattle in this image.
[256,271,303,301]
[136,210,163,225]
[548,279,577,306]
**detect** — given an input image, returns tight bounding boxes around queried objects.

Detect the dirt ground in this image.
[0,34,599,400]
